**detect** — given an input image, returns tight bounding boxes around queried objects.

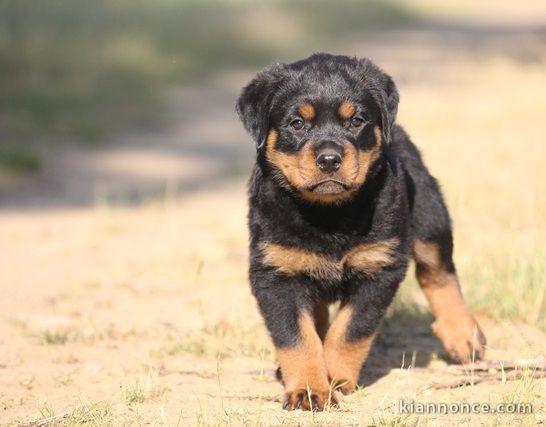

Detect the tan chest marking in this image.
[259,238,398,280]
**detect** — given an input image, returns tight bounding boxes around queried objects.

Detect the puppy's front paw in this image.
[433,314,486,364]
[329,377,357,395]
[282,388,337,411]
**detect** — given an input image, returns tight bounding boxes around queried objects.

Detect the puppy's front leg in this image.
[324,275,401,394]
[251,273,334,411]
[276,310,335,410]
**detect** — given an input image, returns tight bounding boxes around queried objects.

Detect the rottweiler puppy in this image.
[236,53,486,411]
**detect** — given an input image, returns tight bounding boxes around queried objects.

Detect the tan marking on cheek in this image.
[337,139,381,190]
[267,128,277,142]
[336,125,383,191]
[298,141,317,179]
[338,101,356,120]
[266,126,383,205]
[265,129,304,188]
[345,238,399,275]
[298,103,315,120]
[341,143,359,181]
[260,242,342,281]
[275,311,329,392]
[265,129,320,191]
[324,305,376,393]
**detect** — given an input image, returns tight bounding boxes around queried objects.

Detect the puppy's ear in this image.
[359,58,400,172]
[378,73,399,145]
[236,65,283,150]
[378,74,399,173]
[357,59,399,144]
[383,75,399,132]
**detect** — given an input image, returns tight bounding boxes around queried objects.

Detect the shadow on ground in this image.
[1,2,544,210]
[360,311,443,387]
[268,311,445,389]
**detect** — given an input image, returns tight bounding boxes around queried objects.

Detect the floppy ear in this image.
[236,65,283,150]
[377,74,400,173]
[357,59,399,144]
[359,58,400,172]
[379,73,399,145]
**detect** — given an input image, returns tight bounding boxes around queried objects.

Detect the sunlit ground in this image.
[0,1,545,425]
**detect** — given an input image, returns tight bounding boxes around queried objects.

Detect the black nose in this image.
[316,151,342,173]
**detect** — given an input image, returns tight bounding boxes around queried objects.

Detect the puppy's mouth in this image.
[307,179,351,195]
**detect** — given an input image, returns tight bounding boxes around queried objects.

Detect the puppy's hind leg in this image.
[408,167,486,363]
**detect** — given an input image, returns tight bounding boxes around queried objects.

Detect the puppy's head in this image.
[236,53,399,204]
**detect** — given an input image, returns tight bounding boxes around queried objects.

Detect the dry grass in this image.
[1,7,545,426]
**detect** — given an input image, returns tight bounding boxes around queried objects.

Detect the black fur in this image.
[237,53,462,400]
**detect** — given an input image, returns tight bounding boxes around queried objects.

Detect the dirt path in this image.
[1,12,545,426]
[1,187,544,425]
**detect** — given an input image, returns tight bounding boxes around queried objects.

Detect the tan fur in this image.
[345,238,398,273]
[298,103,315,120]
[265,129,316,191]
[313,302,330,341]
[413,239,462,297]
[338,101,356,119]
[260,238,398,280]
[373,125,382,146]
[413,239,486,362]
[275,312,330,401]
[323,305,376,393]
[295,137,381,204]
[260,242,342,281]
[265,126,382,204]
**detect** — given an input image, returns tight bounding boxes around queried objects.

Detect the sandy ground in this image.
[1,187,545,425]
[1,7,546,426]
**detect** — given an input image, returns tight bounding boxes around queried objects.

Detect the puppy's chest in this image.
[259,237,399,282]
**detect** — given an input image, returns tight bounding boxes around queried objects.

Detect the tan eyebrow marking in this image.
[338,101,356,119]
[298,103,315,120]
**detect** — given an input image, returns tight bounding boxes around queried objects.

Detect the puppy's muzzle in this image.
[315,141,343,174]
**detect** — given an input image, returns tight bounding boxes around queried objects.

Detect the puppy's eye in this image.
[350,117,365,128]
[290,118,304,130]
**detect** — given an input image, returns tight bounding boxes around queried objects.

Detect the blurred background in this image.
[1,1,545,424]
[1,0,544,208]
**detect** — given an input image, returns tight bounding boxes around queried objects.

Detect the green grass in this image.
[382,250,546,334]
[467,255,546,331]
[0,146,41,172]
[0,0,418,170]
[32,399,118,426]
[41,329,70,345]
[124,381,146,405]
[36,324,117,346]
[164,318,273,360]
